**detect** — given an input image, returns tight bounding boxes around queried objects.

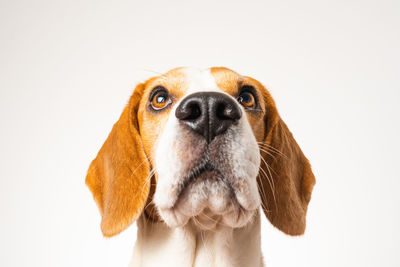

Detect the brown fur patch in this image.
[86,83,151,237]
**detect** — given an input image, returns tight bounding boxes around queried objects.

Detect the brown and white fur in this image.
[86,67,315,267]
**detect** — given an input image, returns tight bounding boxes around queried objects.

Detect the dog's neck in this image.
[129,210,263,267]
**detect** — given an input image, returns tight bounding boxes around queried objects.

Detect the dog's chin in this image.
[157,170,259,230]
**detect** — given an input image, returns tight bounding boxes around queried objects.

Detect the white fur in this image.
[184,67,223,94]
[130,212,263,267]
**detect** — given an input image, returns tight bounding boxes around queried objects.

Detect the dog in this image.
[86,67,315,267]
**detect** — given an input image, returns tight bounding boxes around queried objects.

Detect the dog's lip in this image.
[187,161,216,180]
[179,160,219,192]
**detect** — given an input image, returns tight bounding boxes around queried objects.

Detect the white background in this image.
[1,0,399,266]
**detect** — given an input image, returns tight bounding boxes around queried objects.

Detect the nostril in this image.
[185,104,201,120]
[176,101,202,121]
[216,104,227,120]
[216,103,242,121]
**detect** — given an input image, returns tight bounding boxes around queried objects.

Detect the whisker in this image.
[266,146,287,159]
[258,146,277,160]
[135,68,167,78]
[139,168,155,197]
[260,201,270,213]
[257,170,270,211]
[257,142,287,158]
[258,164,277,209]
[127,160,147,178]
[259,156,276,192]
[144,199,153,211]
[262,161,278,212]
[144,198,158,233]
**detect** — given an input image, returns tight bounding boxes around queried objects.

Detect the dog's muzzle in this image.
[154,91,260,229]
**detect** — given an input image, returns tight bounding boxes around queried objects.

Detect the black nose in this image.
[175,92,242,143]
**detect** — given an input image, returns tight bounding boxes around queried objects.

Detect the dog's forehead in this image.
[152,67,243,96]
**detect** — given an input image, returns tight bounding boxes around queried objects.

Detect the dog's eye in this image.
[237,91,256,108]
[151,90,171,110]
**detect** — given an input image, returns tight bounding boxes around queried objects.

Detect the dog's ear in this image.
[86,83,151,237]
[257,88,315,236]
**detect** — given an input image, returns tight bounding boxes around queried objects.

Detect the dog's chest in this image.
[130,214,263,267]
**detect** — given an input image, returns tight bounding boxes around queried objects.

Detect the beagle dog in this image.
[86,67,315,267]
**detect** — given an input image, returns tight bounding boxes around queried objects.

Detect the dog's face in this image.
[139,68,265,229]
[86,67,315,237]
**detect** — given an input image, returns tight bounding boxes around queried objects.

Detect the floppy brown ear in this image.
[85,83,151,237]
[257,93,315,236]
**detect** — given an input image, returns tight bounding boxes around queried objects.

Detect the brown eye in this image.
[237,91,255,108]
[151,90,171,110]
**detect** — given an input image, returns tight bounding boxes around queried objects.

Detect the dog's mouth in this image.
[154,130,262,229]
[179,159,219,191]
[164,157,256,229]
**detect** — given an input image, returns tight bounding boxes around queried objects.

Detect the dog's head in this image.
[86,67,315,237]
